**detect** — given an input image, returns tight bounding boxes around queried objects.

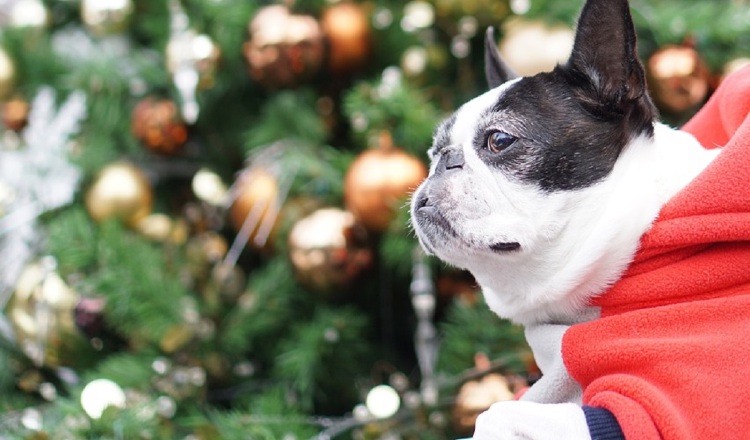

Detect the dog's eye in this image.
[486,131,516,153]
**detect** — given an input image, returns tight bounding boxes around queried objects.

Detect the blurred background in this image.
[0,0,747,438]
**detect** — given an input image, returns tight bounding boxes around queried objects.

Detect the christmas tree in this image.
[0,0,747,439]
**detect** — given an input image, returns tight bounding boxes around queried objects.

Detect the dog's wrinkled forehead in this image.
[428,71,636,192]
[430,80,517,159]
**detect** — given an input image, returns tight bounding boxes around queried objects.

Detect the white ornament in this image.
[80,379,126,419]
[365,384,401,419]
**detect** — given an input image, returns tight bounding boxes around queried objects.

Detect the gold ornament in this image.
[647,42,711,114]
[131,96,189,155]
[321,1,372,75]
[0,46,16,101]
[451,353,523,436]
[498,18,575,76]
[7,258,86,367]
[80,0,134,36]
[229,167,280,251]
[344,133,427,232]
[192,168,228,207]
[134,213,188,244]
[243,5,325,88]
[452,372,515,435]
[433,0,510,22]
[85,162,153,226]
[287,207,372,294]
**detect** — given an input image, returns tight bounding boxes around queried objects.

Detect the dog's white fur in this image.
[412,69,720,440]
[416,82,719,326]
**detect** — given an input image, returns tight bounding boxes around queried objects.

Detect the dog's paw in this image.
[472,401,591,440]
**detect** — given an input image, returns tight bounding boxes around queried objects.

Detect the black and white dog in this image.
[410,0,720,438]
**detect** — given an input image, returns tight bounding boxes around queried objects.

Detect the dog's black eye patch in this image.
[486,130,517,153]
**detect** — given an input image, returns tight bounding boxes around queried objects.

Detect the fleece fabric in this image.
[563,64,750,440]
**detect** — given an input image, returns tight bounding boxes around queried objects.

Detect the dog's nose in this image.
[438,149,464,171]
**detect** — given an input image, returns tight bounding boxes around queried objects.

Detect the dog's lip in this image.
[489,241,521,252]
[416,204,521,253]
[416,205,457,235]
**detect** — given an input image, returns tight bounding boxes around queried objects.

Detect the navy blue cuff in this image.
[583,405,625,440]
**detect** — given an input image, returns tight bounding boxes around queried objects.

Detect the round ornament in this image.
[365,384,401,419]
[131,96,189,155]
[2,95,29,132]
[498,18,575,76]
[452,372,515,435]
[287,207,372,294]
[85,161,153,226]
[80,378,126,419]
[0,46,16,101]
[243,5,325,88]
[321,1,372,75]
[647,43,711,114]
[81,0,134,36]
[344,134,427,232]
[7,258,86,367]
[229,167,280,251]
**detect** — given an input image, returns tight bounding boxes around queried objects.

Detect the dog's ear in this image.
[566,0,649,107]
[485,27,518,89]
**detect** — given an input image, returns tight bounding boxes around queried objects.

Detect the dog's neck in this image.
[474,123,720,326]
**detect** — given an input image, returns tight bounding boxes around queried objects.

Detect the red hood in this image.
[563,66,750,440]
[592,65,750,316]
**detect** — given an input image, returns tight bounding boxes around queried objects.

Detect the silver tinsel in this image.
[0,87,87,309]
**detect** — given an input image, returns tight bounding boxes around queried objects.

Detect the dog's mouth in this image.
[414,194,521,254]
[489,241,521,252]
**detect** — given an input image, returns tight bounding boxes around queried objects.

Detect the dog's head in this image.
[410,0,661,324]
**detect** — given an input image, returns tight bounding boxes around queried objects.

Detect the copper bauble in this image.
[242,5,324,88]
[647,44,711,114]
[131,97,189,155]
[2,96,29,132]
[452,373,515,435]
[81,0,134,36]
[287,207,372,294]
[229,168,280,251]
[344,137,427,232]
[7,258,85,367]
[85,162,153,226]
[321,1,371,75]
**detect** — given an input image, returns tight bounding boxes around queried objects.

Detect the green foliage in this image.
[244,89,328,153]
[216,259,300,355]
[343,76,441,155]
[46,207,99,275]
[201,388,320,439]
[83,352,159,390]
[274,306,370,412]
[381,205,420,277]
[83,221,186,346]
[437,296,530,378]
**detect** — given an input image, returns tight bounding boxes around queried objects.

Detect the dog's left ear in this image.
[565,0,651,110]
[485,27,518,89]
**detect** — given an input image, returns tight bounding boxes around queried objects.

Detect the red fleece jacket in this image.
[563,65,750,440]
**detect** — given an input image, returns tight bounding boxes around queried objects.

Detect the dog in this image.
[408,0,741,438]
